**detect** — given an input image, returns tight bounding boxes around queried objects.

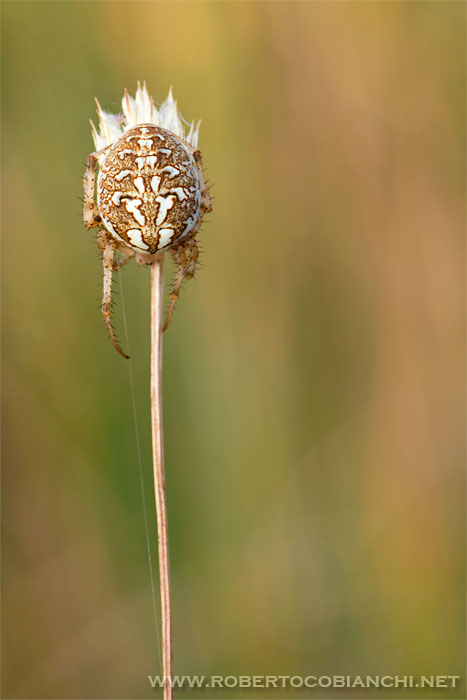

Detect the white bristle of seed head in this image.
[192,120,201,149]
[159,87,184,139]
[91,83,199,152]
[93,99,124,152]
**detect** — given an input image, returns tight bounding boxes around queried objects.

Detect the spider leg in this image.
[163,238,199,332]
[101,236,130,359]
[113,248,135,270]
[193,150,213,215]
[83,152,101,228]
[97,232,135,269]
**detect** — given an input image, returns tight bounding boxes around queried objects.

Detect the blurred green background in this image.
[1,2,465,699]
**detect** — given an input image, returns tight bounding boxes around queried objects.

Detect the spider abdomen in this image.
[97,124,202,253]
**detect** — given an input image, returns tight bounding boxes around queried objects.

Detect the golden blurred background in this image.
[2,2,465,698]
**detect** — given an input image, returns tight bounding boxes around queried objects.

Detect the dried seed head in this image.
[90,82,208,254]
[91,82,200,152]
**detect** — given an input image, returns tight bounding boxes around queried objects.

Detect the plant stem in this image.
[150,258,173,700]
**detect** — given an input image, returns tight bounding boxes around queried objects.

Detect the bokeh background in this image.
[2,2,465,699]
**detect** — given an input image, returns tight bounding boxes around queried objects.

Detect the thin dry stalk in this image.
[150,258,173,700]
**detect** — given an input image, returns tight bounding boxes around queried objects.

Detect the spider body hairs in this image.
[83,85,212,357]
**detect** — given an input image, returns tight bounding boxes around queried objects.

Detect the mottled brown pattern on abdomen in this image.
[97,124,201,253]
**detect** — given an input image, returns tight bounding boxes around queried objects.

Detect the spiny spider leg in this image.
[113,249,136,269]
[83,145,111,228]
[97,230,135,270]
[83,152,101,228]
[101,235,130,359]
[193,150,213,215]
[163,238,199,332]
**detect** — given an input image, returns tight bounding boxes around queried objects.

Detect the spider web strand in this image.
[119,269,162,673]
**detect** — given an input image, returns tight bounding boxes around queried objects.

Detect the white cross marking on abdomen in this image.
[155,195,175,226]
[170,187,188,201]
[127,228,149,250]
[158,228,175,249]
[124,198,145,226]
[134,177,145,195]
[151,176,161,194]
[161,166,179,178]
[116,169,132,181]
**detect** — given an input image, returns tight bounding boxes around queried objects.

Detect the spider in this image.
[83,86,212,358]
